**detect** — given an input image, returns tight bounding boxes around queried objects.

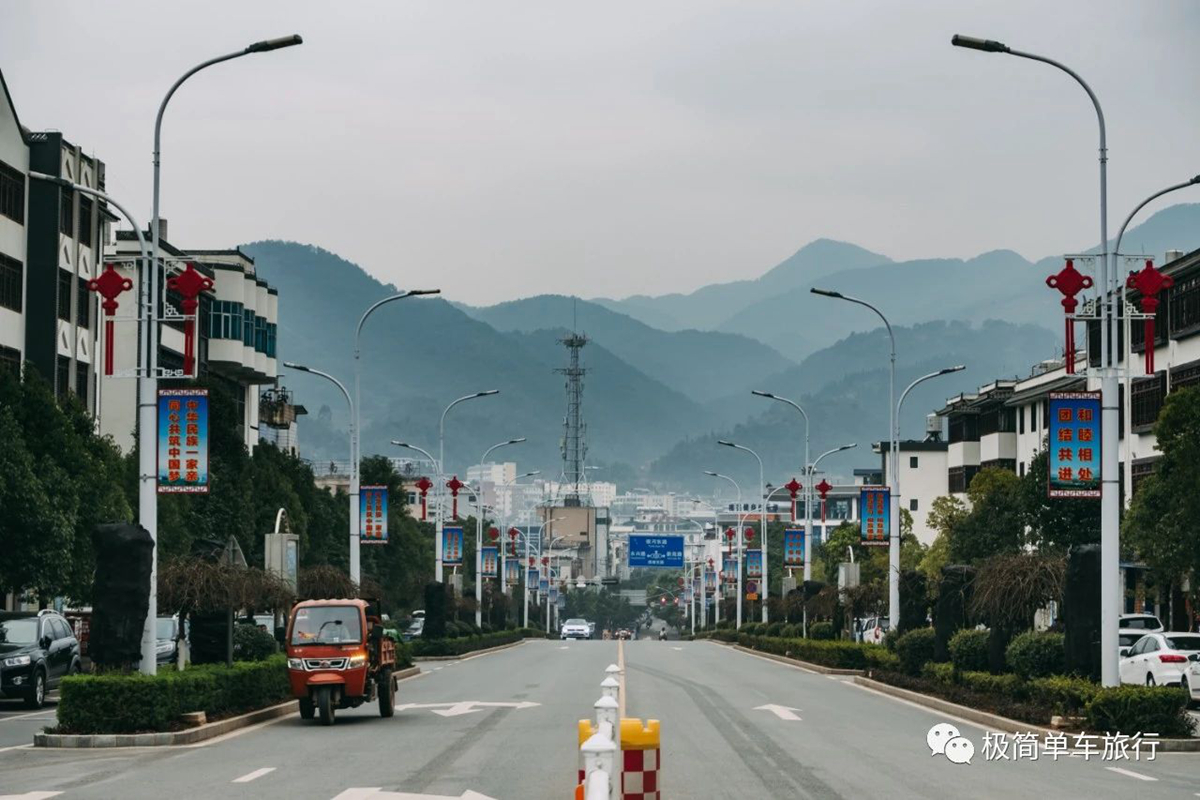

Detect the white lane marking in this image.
[558,646,569,650]
[232,767,276,783]
[330,790,496,799]
[672,647,683,651]
[1106,767,1157,782]
[394,701,540,717]
[754,704,802,721]
[0,792,64,799]
[0,744,34,754]
[0,710,57,723]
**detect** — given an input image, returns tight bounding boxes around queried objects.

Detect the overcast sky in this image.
[3,1,1198,304]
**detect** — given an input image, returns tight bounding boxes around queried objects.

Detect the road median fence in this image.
[575,661,661,800]
[54,655,291,735]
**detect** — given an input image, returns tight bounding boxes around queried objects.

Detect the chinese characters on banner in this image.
[527,567,539,588]
[745,549,763,579]
[548,584,559,604]
[359,485,389,544]
[783,529,805,566]
[538,576,549,595]
[1048,392,1102,498]
[481,546,498,578]
[157,389,209,493]
[860,486,890,546]
[505,558,520,586]
[443,526,464,565]
[723,556,737,583]
[704,569,716,593]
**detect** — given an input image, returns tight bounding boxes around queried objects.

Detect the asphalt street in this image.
[0,639,1197,799]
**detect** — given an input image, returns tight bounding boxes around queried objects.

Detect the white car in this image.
[858,617,889,645]
[1119,613,1163,632]
[1118,631,1200,687]
[1182,657,1200,708]
[561,618,591,640]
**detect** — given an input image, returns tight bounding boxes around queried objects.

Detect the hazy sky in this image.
[3,1,1198,304]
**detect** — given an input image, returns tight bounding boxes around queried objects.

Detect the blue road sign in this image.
[627,534,684,568]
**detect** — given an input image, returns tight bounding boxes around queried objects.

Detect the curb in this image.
[853,675,1200,753]
[33,665,424,749]
[730,644,865,676]
[413,638,530,662]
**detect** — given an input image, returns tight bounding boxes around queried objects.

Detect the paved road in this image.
[0,695,59,751]
[0,640,1196,799]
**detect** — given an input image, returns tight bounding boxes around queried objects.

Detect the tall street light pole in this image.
[499,471,539,598]
[545,535,566,635]
[1113,176,1200,505]
[951,33,1119,686]
[30,174,153,673]
[286,361,354,578]
[352,291,439,582]
[751,391,812,585]
[805,443,857,636]
[437,391,499,583]
[718,441,768,622]
[705,470,744,628]
[146,34,301,677]
[811,288,899,628]
[526,519,564,628]
[474,439,526,627]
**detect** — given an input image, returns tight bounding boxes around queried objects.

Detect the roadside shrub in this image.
[809,622,834,640]
[233,624,277,662]
[766,622,785,637]
[716,619,733,630]
[738,635,891,670]
[948,629,990,673]
[894,628,937,675]
[1027,675,1098,716]
[922,662,956,684]
[1005,631,1065,679]
[57,655,288,734]
[408,628,544,658]
[1085,685,1194,737]
[959,670,1023,697]
[882,628,900,652]
[779,624,799,638]
[864,647,901,672]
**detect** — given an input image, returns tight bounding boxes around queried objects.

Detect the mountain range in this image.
[242,202,1200,490]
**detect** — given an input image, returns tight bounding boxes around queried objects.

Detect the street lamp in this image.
[524,517,565,628]
[545,534,567,635]
[751,391,813,586]
[718,440,769,622]
[474,438,526,627]
[436,391,500,582]
[951,33,1119,686]
[705,470,745,629]
[811,287,900,629]
[351,290,439,582]
[1114,177,1200,505]
[499,471,540,598]
[802,443,856,636]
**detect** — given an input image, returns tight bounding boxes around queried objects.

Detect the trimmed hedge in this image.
[409,628,545,658]
[1085,685,1194,737]
[730,632,898,671]
[948,629,990,673]
[1005,631,1064,679]
[809,622,834,641]
[233,624,277,662]
[895,628,937,675]
[57,656,289,735]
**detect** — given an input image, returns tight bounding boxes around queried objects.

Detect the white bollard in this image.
[605,663,622,677]
[581,728,616,800]
[600,675,620,702]
[594,695,619,733]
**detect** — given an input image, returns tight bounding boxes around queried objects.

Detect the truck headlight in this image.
[347,652,367,668]
[287,658,305,670]
[3,655,31,667]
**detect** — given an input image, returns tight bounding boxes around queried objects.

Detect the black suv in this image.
[0,611,82,708]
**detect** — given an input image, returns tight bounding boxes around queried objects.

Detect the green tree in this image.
[1020,448,1100,552]
[948,468,1023,565]
[919,495,966,585]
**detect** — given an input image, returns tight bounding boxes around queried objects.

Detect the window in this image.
[51,617,72,641]
[1171,360,1200,392]
[0,251,21,312]
[57,270,72,321]
[948,465,979,494]
[265,322,277,358]
[1168,272,1200,337]
[948,414,979,443]
[909,499,918,512]
[909,456,918,469]
[0,344,19,374]
[254,315,267,353]
[1018,406,1025,434]
[75,361,88,401]
[1019,462,1026,477]
[0,160,24,223]
[59,188,73,237]
[76,277,89,328]
[1131,373,1166,430]
[1030,403,1037,431]
[208,300,244,341]
[243,309,255,346]
[77,196,93,248]
[56,355,70,399]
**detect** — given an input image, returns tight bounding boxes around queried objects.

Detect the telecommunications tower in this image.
[556,331,589,506]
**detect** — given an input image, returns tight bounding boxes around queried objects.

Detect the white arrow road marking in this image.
[754,704,802,721]
[558,646,569,650]
[1105,767,1156,782]
[672,647,683,651]
[394,701,540,717]
[331,790,496,800]
[233,767,276,783]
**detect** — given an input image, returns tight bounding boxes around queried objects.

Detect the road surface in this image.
[0,639,1197,799]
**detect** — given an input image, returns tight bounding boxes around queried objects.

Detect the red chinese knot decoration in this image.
[488,526,499,541]
[744,527,754,543]
[815,479,832,500]
[446,475,464,519]
[165,263,214,376]
[88,263,134,376]
[415,476,433,520]
[1126,259,1173,374]
[784,477,803,522]
[1046,259,1094,375]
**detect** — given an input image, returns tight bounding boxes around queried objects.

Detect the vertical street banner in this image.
[693,575,702,599]
[506,559,520,586]
[548,584,559,604]
[538,576,549,596]
[745,549,763,579]
[557,592,566,610]
[527,567,539,588]
[157,389,209,493]
[860,486,890,546]
[1048,391,1102,498]
[723,556,737,583]
[359,485,389,544]
[684,581,693,603]
[443,525,464,565]
[704,568,716,594]
[481,546,498,578]
[783,528,805,566]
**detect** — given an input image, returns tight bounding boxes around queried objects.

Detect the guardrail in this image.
[574,661,660,800]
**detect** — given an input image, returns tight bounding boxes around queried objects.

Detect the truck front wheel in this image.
[378,669,395,717]
[299,697,315,720]
[316,686,335,726]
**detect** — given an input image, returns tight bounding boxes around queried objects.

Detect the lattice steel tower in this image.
[556,332,589,507]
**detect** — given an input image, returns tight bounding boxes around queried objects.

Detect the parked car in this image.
[0,610,82,708]
[561,618,591,640]
[401,618,424,642]
[1119,613,1163,632]
[1118,629,1146,657]
[1118,631,1200,686]
[587,621,596,638]
[156,616,182,664]
[1182,655,1200,708]
[858,616,889,645]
